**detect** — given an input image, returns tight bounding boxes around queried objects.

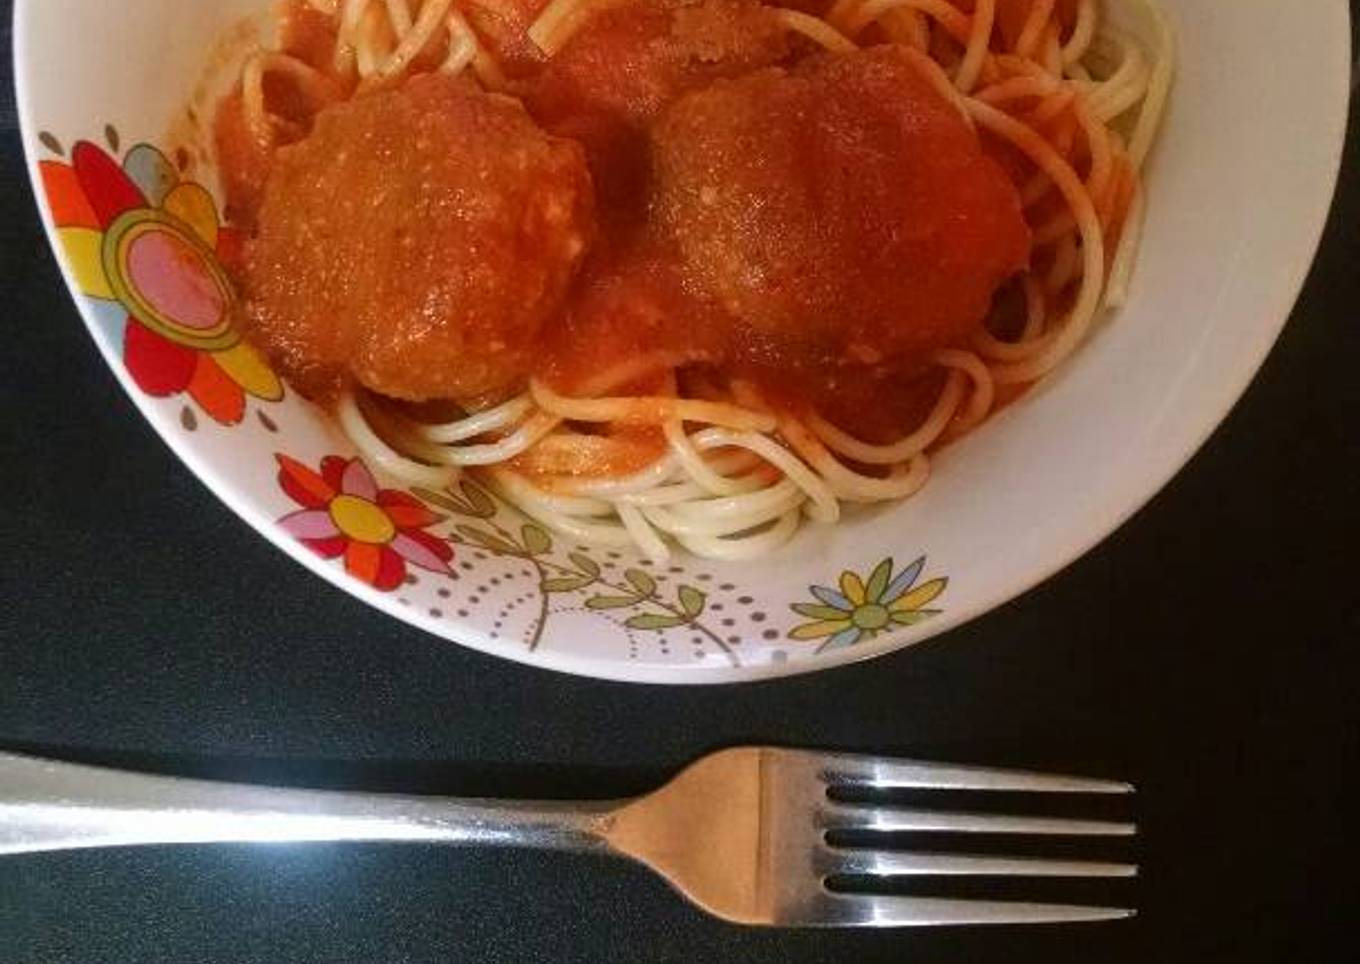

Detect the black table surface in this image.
[2,7,1356,962]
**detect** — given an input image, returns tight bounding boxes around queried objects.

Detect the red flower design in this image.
[277,454,454,591]
[40,137,281,424]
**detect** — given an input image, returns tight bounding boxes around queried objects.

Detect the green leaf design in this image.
[625,568,657,597]
[586,594,640,610]
[625,613,687,631]
[461,480,497,518]
[568,552,600,579]
[455,524,520,555]
[412,480,498,519]
[864,558,894,604]
[792,602,850,620]
[677,585,706,618]
[543,576,591,593]
[521,523,552,556]
[411,487,469,515]
[891,609,942,626]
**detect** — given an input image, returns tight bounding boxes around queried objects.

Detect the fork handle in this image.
[0,752,618,857]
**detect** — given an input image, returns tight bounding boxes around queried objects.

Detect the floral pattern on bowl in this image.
[18,0,1348,680]
[276,454,456,591]
[789,557,947,653]
[39,132,281,427]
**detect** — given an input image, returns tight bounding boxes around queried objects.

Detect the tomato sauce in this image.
[956,0,1080,48]
[279,1,338,68]
[462,0,553,75]
[528,0,789,231]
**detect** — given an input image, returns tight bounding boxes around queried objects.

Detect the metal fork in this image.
[0,747,1136,927]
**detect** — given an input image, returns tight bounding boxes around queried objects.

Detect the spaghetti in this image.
[221,0,1174,563]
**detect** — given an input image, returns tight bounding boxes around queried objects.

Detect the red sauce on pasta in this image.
[217,0,1032,445]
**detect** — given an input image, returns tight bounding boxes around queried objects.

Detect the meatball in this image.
[651,46,1031,366]
[528,0,789,225]
[240,75,594,403]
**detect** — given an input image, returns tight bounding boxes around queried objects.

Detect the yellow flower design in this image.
[789,556,946,652]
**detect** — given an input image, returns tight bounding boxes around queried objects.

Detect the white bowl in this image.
[13,0,1351,682]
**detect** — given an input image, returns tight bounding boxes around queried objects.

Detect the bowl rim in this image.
[11,0,1354,684]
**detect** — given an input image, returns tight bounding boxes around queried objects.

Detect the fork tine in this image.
[816,893,1136,927]
[822,803,1136,835]
[815,753,1134,794]
[823,848,1138,877]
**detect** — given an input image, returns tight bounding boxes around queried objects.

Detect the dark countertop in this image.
[1,6,1356,962]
